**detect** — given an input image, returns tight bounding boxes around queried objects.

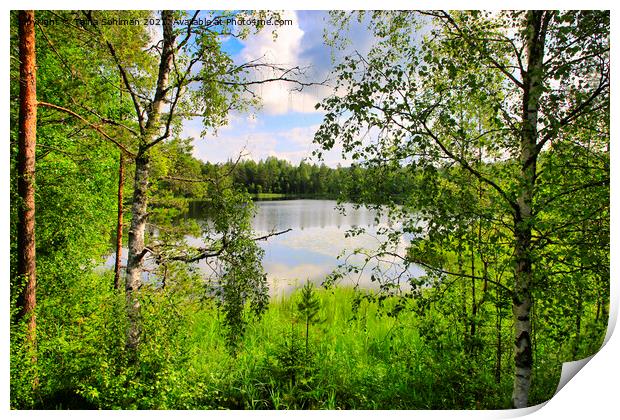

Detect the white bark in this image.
[124,10,175,354]
[511,10,548,408]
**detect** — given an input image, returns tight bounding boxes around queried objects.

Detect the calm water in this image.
[106,199,422,296]
[251,200,422,295]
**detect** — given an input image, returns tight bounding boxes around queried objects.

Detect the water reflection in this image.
[252,200,421,296]
[105,200,423,296]
[252,200,385,231]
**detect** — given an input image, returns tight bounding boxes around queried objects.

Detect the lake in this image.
[106,199,422,296]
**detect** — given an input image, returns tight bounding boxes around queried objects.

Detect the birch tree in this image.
[66,10,320,354]
[315,10,609,408]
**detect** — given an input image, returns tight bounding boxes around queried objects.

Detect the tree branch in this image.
[431,10,525,90]
[252,228,292,242]
[87,10,146,135]
[37,101,135,157]
[419,114,519,215]
[535,177,609,214]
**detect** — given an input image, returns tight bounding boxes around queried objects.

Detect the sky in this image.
[182,10,375,168]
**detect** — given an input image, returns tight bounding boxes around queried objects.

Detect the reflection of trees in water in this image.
[103,200,420,297]
[251,200,387,231]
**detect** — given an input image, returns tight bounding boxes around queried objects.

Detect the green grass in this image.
[173,287,541,409]
[14,277,590,410]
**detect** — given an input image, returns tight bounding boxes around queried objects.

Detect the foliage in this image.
[296,280,322,354]
[9,8,609,410]
[12,285,587,409]
[314,9,609,407]
[217,156,409,200]
[206,189,269,351]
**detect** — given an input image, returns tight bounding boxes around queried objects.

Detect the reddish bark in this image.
[16,11,38,389]
[17,10,37,350]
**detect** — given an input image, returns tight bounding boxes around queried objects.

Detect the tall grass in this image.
[13,273,593,410]
[171,287,558,409]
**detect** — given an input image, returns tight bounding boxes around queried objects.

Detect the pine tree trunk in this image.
[16,10,38,382]
[511,10,548,409]
[114,152,124,290]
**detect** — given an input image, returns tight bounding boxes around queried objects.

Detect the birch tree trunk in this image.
[511,10,548,409]
[124,10,175,354]
[125,150,149,352]
[16,10,38,375]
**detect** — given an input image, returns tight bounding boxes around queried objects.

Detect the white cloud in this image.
[179,12,383,167]
[237,11,326,115]
[266,149,309,164]
[246,114,259,126]
[240,11,303,66]
[192,131,278,164]
[187,120,332,166]
[282,125,319,146]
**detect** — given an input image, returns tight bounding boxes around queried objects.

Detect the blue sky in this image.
[182,10,374,167]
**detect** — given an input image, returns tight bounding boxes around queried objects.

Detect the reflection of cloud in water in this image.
[263,236,424,298]
[264,224,409,260]
[253,200,389,231]
[100,200,423,297]
[266,262,332,296]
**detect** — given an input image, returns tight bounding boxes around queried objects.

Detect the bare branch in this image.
[252,228,292,242]
[160,175,213,183]
[176,10,201,51]
[194,61,329,93]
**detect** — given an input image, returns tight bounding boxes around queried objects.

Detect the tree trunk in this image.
[469,238,477,353]
[125,149,150,352]
[16,10,38,383]
[458,242,468,349]
[305,317,310,356]
[114,152,124,290]
[511,10,548,409]
[495,284,502,384]
[123,10,175,355]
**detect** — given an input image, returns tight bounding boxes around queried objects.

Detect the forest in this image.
[10,10,609,410]
[228,158,368,197]
[170,156,407,199]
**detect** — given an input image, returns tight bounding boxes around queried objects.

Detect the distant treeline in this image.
[154,140,411,203]
[201,157,409,199]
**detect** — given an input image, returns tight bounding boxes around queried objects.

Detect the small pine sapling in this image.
[296,280,321,356]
